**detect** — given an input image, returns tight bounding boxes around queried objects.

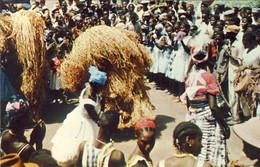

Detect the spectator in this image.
[29,149,58,167]
[39,0,48,11]
[232,117,260,167]
[157,122,213,167]
[184,48,230,166]
[126,12,142,34]
[0,153,39,167]
[1,95,46,162]
[251,8,260,25]
[241,16,252,32]
[127,117,156,167]
[48,45,65,104]
[171,21,190,102]
[75,110,126,167]
[225,24,245,125]
[235,31,260,118]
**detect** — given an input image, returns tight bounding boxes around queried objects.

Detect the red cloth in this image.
[208,41,218,58]
[185,71,220,98]
[135,117,156,131]
[202,72,220,95]
[52,57,64,73]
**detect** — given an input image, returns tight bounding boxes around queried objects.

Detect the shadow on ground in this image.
[113,128,136,142]
[155,114,175,138]
[40,102,78,124]
[113,114,175,142]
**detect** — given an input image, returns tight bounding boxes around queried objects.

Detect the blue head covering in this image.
[88,66,107,86]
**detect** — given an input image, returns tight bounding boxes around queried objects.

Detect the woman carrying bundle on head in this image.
[183,47,230,167]
[157,121,213,167]
[51,65,107,167]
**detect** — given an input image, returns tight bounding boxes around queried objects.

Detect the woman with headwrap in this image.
[51,65,107,167]
[183,49,230,167]
[127,117,156,167]
[1,95,46,162]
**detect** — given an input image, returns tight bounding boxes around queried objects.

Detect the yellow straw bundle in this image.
[10,11,47,120]
[0,16,12,53]
[61,25,155,128]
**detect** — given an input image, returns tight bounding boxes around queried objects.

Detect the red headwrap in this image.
[135,117,156,131]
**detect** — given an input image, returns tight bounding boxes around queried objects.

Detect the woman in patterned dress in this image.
[184,50,230,167]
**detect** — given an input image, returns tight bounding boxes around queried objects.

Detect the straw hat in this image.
[252,8,260,13]
[150,4,158,11]
[16,4,23,10]
[143,11,151,17]
[223,10,234,16]
[186,3,194,8]
[115,22,127,29]
[140,0,150,4]
[51,4,60,14]
[233,117,260,149]
[201,0,214,6]
[0,154,39,167]
[225,25,240,33]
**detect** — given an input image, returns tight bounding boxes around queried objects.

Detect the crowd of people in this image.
[0,0,260,166]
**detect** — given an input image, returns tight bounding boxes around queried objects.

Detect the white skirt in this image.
[49,71,61,90]
[51,104,99,166]
[170,47,190,82]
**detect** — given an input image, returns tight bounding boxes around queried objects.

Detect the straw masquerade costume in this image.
[0,10,47,121]
[60,25,155,129]
[51,66,107,166]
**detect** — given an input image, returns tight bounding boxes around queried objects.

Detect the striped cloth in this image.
[82,142,115,167]
[186,107,228,167]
